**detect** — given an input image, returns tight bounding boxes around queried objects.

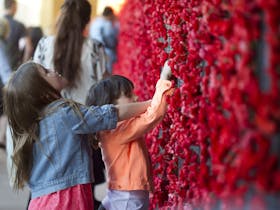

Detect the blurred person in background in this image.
[3,0,26,70]
[21,26,43,62]
[90,6,119,74]
[33,0,109,104]
[0,17,12,150]
[89,6,119,208]
[0,16,29,210]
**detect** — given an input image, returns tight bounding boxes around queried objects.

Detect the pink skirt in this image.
[28,184,93,210]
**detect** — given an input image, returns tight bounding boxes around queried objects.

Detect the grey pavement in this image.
[0,149,29,210]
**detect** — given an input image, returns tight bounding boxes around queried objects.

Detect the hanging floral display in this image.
[114,0,280,209]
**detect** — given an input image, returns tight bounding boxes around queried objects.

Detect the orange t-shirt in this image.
[99,79,172,191]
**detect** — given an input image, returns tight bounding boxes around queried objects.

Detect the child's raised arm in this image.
[115,59,172,122]
[115,100,151,121]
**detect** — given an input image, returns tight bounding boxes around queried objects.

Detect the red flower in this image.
[116,0,280,208]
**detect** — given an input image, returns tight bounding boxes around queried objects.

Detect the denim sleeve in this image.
[63,104,118,134]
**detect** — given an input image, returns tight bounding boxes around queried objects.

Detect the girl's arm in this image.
[101,80,172,144]
[67,61,170,134]
[100,60,173,144]
[115,59,171,122]
[115,100,151,122]
[65,100,150,134]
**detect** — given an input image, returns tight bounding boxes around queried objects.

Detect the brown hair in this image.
[53,0,91,88]
[3,62,61,189]
[86,75,134,106]
[85,75,134,147]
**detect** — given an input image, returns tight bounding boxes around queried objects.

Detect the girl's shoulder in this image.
[43,99,78,115]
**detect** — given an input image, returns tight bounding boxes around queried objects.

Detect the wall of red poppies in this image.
[113,0,280,209]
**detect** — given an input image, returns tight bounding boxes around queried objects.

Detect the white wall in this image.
[0,0,125,27]
[0,0,42,27]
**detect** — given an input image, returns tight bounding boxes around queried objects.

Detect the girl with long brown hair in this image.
[4,61,150,209]
[33,0,108,104]
[28,1,111,207]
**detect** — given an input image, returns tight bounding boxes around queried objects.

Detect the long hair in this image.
[86,75,134,106]
[53,0,91,88]
[3,61,61,189]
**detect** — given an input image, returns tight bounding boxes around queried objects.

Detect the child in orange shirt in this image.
[86,61,173,210]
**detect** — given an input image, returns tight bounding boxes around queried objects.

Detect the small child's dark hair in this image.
[86,75,134,106]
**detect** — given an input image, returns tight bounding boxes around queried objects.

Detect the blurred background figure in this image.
[89,6,120,209]
[0,17,12,150]
[0,17,12,86]
[3,0,26,70]
[90,6,119,74]
[33,0,108,104]
[21,26,43,62]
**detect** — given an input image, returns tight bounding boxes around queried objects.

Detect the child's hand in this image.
[160,60,172,80]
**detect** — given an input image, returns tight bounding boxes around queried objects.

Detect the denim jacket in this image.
[28,101,117,198]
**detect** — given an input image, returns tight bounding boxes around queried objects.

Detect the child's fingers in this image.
[161,60,172,79]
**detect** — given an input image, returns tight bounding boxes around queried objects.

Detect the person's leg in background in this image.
[92,148,106,210]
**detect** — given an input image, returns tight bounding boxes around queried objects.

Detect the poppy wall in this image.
[114,0,280,209]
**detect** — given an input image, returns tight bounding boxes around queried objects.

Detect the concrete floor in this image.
[0,149,29,210]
